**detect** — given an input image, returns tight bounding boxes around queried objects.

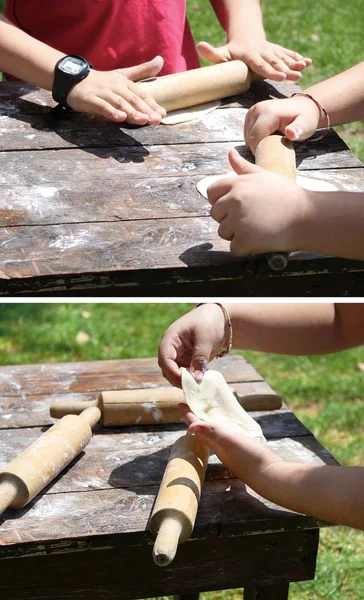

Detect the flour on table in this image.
[181,368,265,441]
[161,100,221,125]
[196,171,338,198]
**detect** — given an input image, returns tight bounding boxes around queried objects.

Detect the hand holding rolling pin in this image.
[197,39,311,82]
[244,95,323,154]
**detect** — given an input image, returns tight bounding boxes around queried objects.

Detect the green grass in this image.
[0,303,363,599]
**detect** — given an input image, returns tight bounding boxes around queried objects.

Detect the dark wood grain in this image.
[0,529,319,600]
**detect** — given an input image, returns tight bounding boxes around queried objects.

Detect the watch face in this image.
[60,57,85,75]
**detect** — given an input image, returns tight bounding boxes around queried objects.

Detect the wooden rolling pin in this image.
[139,60,252,113]
[255,135,296,271]
[0,406,101,515]
[150,432,209,566]
[50,387,282,425]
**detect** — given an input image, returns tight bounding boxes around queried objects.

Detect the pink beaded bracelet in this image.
[291,92,331,141]
[195,303,232,358]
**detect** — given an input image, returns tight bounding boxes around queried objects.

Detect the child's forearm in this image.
[209,0,266,40]
[0,14,64,89]
[305,62,364,126]
[251,461,364,530]
[297,190,364,260]
[225,303,364,354]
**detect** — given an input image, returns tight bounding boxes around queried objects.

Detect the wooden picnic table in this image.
[1,78,364,296]
[0,354,337,599]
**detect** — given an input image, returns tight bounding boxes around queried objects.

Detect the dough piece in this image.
[161,100,221,125]
[196,172,338,198]
[196,173,237,198]
[181,368,265,441]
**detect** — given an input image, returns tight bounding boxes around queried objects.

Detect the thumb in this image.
[228,148,262,175]
[196,41,230,64]
[120,55,164,82]
[189,338,214,383]
[284,117,313,141]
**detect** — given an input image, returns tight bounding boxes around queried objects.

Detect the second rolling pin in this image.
[50,386,282,425]
[0,406,101,515]
[150,432,209,566]
[255,135,297,271]
[139,60,252,113]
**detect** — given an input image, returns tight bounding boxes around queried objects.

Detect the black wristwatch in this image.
[52,55,93,108]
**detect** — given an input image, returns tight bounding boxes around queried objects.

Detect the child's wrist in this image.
[195,303,232,357]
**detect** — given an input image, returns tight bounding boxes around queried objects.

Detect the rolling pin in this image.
[150,432,209,566]
[139,60,253,113]
[50,387,282,425]
[0,406,101,515]
[255,135,296,271]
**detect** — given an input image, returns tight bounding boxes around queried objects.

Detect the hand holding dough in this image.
[181,368,265,442]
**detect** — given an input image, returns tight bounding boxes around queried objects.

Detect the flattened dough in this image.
[181,368,265,441]
[196,172,338,199]
[161,100,221,125]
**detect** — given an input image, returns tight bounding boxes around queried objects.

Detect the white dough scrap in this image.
[161,101,221,125]
[196,172,338,199]
[181,368,265,442]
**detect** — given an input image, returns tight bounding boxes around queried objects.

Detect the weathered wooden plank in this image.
[0,355,260,397]
[2,215,364,286]
[0,448,330,550]
[0,106,251,150]
[1,166,363,228]
[0,380,278,428]
[0,529,319,599]
[0,138,360,199]
[0,428,334,502]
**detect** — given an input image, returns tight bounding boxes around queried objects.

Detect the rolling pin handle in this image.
[0,479,18,515]
[78,406,102,428]
[49,398,99,419]
[266,252,289,271]
[153,515,184,567]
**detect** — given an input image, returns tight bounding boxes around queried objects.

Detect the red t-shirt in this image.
[5,0,200,77]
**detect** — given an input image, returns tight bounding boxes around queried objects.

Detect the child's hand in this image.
[180,404,282,483]
[67,56,166,124]
[207,148,309,256]
[197,40,311,82]
[244,97,322,154]
[158,304,229,387]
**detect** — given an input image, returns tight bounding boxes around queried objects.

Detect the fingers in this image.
[178,403,199,426]
[244,105,281,155]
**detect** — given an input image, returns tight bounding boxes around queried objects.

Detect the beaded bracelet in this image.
[195,303,233,358]
[290,92,331,142]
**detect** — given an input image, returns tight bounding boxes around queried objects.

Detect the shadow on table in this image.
[179,243,247,267]
[6,98,150,163]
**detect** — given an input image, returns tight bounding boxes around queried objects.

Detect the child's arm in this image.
[245,61,364,152]
[184,410,364,531]
[0,14,165,125]
[158,303,364,386]
[199,0,311,81]
[206,148,364,261]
